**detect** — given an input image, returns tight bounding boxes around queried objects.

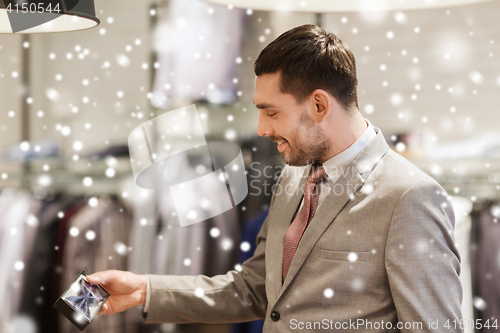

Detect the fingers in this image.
[87,270,118,285]
[86,274,103,285]
[88,272,113,315]
[98,303,109,315]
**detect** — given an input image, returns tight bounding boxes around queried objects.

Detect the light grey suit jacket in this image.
[145,128,463,332]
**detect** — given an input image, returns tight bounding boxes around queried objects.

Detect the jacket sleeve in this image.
[144,213,269,324]
[385,181,464,333]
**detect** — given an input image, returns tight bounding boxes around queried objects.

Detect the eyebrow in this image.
[253,101,277,110]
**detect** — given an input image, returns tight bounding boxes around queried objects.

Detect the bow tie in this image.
[66,281,99,319]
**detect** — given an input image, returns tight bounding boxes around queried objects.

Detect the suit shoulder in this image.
[373,149,446,197]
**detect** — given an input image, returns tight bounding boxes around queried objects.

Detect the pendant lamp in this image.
[0,0,99,33]
[201,0,493,12]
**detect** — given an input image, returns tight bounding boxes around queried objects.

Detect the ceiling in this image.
[203,0,494,12]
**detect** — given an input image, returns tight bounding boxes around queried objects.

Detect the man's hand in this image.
[86,270,147,315]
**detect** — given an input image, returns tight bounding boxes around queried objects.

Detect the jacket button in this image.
[271,311,280,322]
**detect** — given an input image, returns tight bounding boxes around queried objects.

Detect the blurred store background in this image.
[1,0,500,332]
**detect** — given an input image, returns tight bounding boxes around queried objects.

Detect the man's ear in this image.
[308,89,331,123]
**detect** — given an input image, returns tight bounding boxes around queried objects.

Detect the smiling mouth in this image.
[277,140,288,152]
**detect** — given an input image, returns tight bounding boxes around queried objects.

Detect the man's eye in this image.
[267,113,277,117]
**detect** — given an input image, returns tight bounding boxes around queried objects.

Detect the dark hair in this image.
[254,24,358,111]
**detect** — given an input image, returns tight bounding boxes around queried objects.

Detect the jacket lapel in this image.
[266,165,310,302]
[276,128,390,300]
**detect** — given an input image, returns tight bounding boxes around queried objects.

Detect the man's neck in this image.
[320,110,368,162]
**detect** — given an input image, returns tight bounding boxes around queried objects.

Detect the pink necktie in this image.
[282,164,327,282]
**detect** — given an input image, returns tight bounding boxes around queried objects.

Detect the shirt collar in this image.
[322,119,376,180]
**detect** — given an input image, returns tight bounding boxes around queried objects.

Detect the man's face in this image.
[253,72,330,166]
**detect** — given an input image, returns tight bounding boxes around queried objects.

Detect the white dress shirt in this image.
[145,119,376,312]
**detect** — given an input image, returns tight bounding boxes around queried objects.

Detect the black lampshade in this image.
[0,0,99,33]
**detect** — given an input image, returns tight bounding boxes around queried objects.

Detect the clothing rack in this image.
[0,157,132,196]
[434,177,500,201]
[410,157,500,200]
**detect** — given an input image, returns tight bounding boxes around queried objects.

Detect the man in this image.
[88,24,463,332]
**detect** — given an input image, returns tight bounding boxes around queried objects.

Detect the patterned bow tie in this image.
[66,281,99,319]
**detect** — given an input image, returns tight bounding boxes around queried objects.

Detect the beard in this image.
[271,111,330,166]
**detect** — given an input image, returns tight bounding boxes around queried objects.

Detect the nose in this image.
[257,112,274,137]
